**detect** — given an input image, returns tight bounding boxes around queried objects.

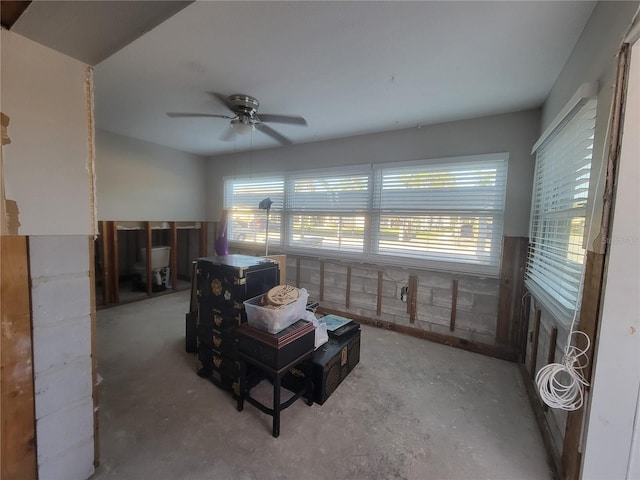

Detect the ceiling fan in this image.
[167,93,307,145]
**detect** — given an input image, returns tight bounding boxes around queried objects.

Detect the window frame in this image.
[526,96,598,325]
[223,152,509,277]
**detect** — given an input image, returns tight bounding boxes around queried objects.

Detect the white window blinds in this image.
[526,97,597,323]
[223,177,284,245]
[373,156,507,272]
[286,167,370,254]
[223,153,508,275]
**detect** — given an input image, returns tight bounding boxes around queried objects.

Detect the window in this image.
[287,167,370,254]
[223,177,283,245]
[373,156,507,270]
[224,153,508,275]
[526,97,597,323]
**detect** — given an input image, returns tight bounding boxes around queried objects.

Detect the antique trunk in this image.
[196,254,279,389]
[237,320,315,370]
[197,255,279,312]
[283,328,361,405]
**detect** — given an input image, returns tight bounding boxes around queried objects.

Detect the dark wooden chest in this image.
[283,328,361,405]
[237,320,315,370]
[195,254,279,391]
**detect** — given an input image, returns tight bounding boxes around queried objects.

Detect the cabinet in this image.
[195,254,279,393]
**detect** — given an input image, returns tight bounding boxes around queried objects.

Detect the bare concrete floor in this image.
[91,291,552,480]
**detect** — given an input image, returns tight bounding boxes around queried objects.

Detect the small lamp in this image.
[258,198,273,256]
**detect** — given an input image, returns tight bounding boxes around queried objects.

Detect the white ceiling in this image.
[20,1,598,157]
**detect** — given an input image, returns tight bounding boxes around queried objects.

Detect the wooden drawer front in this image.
[198,304,243,331]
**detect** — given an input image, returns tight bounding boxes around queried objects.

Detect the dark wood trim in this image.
[1,1,32,29]
[450,279,458,331]
[170,222,178,290]
[530,309,541,379]
[317,306,517,362]
[199,221,208,257]
[543,326,558,413]
[408,275,418,323]
[88,237,100,467]
[100,221,111,306]
[0,236,37,479]
[562,251,606,479]
[518,364,564,479]
[376,271,383,316]
[511,238,530,359]
[146,221,152,296]
[496,236,516,345]
[345,266,351,309]
[546,326,558,366]
[319,260,325,301]
[111,221,120,304]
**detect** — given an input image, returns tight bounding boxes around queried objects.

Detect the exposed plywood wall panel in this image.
[1,235,37,480]
[0,30,94,236]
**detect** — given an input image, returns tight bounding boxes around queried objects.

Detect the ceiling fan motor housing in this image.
[228,94,259,117]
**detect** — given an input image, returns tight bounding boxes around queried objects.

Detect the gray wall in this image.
[206,109,541,238]
[96,130,207,221]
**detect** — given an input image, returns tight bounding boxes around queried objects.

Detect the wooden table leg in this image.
[272,375,281,438]
[237,360,245,412]
[305,360,314,406]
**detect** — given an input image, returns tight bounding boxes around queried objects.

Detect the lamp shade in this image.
[231,118,254,135]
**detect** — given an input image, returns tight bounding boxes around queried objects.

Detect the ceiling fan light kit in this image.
[167,93,307,145]
[231,117,254,135]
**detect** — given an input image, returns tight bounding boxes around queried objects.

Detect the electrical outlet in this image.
[400,286,408,302]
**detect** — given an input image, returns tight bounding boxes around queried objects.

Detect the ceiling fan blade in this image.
[255,123,292,145]
[220,126,235,142]
[209,92,236,114]
[257,113,307,126]
[167,112,233,119]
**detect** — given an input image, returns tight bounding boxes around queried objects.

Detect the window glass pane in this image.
[224,177,283,245]
[290,214,365,253]
[526,97,597,322]
[378,214,498,265]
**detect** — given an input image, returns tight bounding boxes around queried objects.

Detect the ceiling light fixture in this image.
[231,116,254,135]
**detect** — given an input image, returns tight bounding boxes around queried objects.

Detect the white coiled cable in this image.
[535,327,590,410]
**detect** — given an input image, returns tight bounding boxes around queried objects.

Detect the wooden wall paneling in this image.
[376,271,383,316]
[199,221,207,257]
[450,279,458,331]
[345,266,351,309]
[146,221,152,296]
[530,309,541,379]
[100,221,110,305]
[0,236,37,479]
[110,221,120,304]
[562,251,606,479]
[542,326,559,413]
[170,222,178,290]
[496,236,516,346]
[319,260,325,301]
[88,237,100,466]
[408,274,418,323]
[510,237,531,359]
